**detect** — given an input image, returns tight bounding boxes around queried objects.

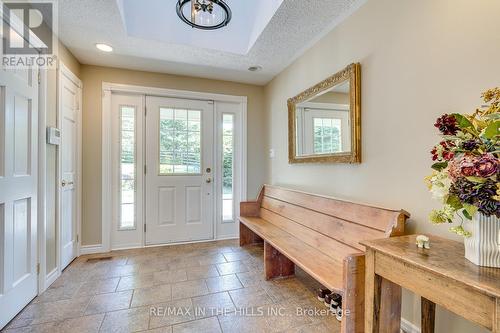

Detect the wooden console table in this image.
[362,235,500,333]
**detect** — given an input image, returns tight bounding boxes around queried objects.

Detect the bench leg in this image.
[342,253,365,333]
[264,241,295,280]
[239,222,263,247]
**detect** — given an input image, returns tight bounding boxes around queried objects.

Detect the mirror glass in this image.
[288,63,360,164]
[295,80,351,156]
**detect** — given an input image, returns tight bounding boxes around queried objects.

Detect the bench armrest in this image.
[240,201,261,217]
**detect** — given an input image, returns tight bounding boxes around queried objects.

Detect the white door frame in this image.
[37,68,53,292]
[101,83,247,252]
[56,63,82,266]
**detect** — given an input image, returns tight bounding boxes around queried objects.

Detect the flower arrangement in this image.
[426,88,500,236]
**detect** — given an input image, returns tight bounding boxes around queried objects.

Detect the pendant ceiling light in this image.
[176,0,231,30]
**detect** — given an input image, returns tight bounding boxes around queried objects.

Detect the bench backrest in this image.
[254,185,409,260]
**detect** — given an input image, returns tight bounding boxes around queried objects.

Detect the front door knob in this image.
[206,178,212,184]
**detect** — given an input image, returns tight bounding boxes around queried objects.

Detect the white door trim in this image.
[57,63,82,267]
[101,82,247,252]
[37,68,52,292]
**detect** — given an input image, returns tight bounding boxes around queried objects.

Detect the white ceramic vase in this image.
[463,213,500,268]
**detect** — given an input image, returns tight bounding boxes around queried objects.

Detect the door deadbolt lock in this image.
[206,167,211,173]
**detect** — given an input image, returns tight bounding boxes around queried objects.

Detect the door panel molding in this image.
[101,83,247,252]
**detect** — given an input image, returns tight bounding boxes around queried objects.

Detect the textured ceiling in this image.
[58,0,367,85]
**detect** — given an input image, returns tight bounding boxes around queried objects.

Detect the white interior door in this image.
[145,96,214,245]
[59,69,81,269]
[0,66,39,328]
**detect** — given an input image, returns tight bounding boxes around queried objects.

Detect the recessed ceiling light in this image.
[96,43,113,52]
[248,65,262,72]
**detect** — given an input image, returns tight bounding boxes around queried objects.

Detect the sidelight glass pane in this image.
[119,106,136,230]
[159,108,201,174]
[222,114,234,222]
[313,117,342,154]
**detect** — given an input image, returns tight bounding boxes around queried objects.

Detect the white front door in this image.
[0,66,39,329]
[145,96,214,245]
[59,69,81,269]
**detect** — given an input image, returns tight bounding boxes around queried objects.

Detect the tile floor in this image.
[3,240,341,332]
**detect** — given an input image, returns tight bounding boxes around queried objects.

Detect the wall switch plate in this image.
[46,127,61,145]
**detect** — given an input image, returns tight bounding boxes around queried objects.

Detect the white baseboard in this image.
[111,243,143,251]
[215,235,238,241]
[401,318,420,333]
[42,268,60,291]
[79,244,105,255]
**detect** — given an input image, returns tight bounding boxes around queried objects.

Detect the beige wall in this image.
[45,42,81,272]
[80,65,267,245]
[263,0,500,331]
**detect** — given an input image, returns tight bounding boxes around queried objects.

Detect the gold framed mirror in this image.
[287,63,361,164]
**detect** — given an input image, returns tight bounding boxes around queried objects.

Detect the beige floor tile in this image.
[197,254,228,266]
[153,269,188,285]
[229,286,273,308]
[222,252,252,262]
[192,292,235,316]
[117,273,158,291]
[132,284,172,307]
[235,271,267,288]
[148,298,196,329]
[167,258,201,270]
[75,277,120,297]
[217,311,269,333]
[99,306,151,333]
[84,290,133,315]
[205,275,243,293]
[32,284,79,303]
[285,321,341,333]
[53,314,105,333]
[264,302,313,332]
[8,297,92,328]
[263,279,313,303]
[215,261,248,275]
[171,280,209,300]
[185,265,219,280]
[142,326,173,333]
[172,316,221,333]
[8,240,339,333]
[3,322,57,333]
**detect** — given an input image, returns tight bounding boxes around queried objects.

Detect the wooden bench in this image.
[238,185,409,333]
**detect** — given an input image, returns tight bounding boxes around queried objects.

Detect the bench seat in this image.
[240,216,360,292]
[238,185,410,333]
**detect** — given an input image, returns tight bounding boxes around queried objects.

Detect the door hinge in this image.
[144,165,147,174]
[76,234,79,243]
[144,224,147,233]
[36,263,40,275]
[144,106,147,116]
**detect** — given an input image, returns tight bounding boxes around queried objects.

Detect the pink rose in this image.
[475,153,498,178]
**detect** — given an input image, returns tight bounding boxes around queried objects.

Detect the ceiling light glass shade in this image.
[176,0,231,30]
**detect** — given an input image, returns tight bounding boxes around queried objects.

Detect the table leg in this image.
[494,298,499,333]
[379,279,402,333]
[365,249,382,332]
[421,297,436,333]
